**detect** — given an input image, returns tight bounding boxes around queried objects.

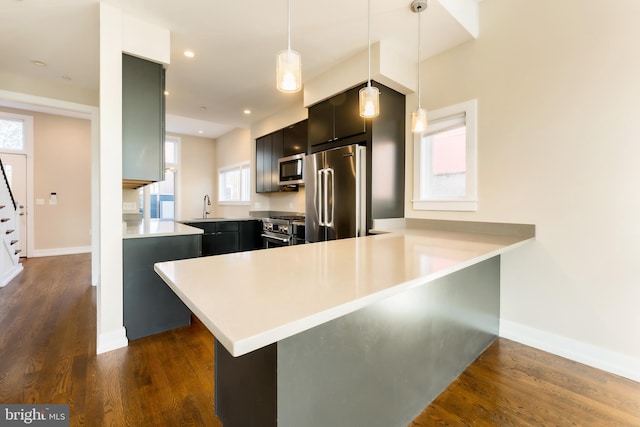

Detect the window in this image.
[0,114,29,153]
[218,163,250,204]
[139,137,178,220]
[0,117,25,152]
[413,99,478,211]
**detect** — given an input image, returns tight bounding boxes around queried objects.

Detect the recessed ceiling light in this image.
[184,50,195,58]
[243,109,251,115]
[197,130,204,134]
[31,60,47,67]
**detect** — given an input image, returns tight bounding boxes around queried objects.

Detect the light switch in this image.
[36,199,45,205]
[49,193,57,205]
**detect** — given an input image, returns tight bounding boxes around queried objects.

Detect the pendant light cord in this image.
[287,0,292,51]
[416,4,422,108]
[367,0,372,87]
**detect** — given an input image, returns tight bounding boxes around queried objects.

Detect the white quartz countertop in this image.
[155,223,534,357]
[180,217,259,223]
[123,219,203,239]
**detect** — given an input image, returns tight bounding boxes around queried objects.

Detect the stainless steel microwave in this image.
[278,153,305,185]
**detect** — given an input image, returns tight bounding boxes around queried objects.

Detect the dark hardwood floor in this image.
[0,254,638,426]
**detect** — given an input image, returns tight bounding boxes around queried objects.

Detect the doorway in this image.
[0,153,27,256]
[0,111,33,257]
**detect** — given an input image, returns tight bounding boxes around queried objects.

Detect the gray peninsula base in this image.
[215,255,500,427]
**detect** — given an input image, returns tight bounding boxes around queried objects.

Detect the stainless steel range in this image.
[261,215,305,248]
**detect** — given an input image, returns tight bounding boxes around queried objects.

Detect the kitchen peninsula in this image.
[154,219,535,427]
[123,220,202,340]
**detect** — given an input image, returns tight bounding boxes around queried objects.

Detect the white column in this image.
[97,2,127,354]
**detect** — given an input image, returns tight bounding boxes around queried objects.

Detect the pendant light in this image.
[277,0,302,93]
[359,0,380,118]
[411,0,428,133]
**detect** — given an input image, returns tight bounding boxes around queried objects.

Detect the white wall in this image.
[406,0,640,380]
[214,128,252,218]
[174,133,216,220]
[0,107,92,255]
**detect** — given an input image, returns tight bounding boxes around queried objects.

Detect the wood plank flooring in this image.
[0,253,638,426]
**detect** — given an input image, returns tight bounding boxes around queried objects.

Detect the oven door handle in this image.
[261,233,291,243]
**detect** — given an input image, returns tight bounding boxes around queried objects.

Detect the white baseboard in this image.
[500,319,640,382]
[96,327,128,354]
[31,246,92,258]
[0,264,23,287]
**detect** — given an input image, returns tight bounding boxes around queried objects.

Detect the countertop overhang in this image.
[154,220,534,357]
[123,219,204,239]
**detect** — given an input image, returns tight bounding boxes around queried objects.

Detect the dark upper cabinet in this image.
[333,87,366,140]
[255,135,271,193]
[256,129,287,193]
[308,101,334,146]
[270,131,283,190]
[282,120,308,157]
[308,85,366,147]
[122,53,165,187]
[307,81,406,229]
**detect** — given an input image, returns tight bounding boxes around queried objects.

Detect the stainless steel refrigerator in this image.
[305,144,367,243]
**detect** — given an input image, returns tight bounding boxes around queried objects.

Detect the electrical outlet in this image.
[123,202,136,211]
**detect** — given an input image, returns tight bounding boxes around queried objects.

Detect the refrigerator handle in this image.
[317,169,325,226]
[326,168,334,227]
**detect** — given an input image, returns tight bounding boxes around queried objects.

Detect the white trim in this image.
[30,246,92,258]
[500,319,640,382]
[217,201,251,206]
[0,264,23,287]
[96,327,128,354]
[412,200,478,211]
[0,91,94,118]
[0,111,35,258]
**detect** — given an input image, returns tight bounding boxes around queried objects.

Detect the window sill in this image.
[217,201,250,206]
[412,200,478,212]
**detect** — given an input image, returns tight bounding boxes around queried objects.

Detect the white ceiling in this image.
[1,0,477,138]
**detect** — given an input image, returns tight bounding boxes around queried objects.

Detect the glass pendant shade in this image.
[277,49,302,93]
[359,85,380,118]
[411,107,427,133]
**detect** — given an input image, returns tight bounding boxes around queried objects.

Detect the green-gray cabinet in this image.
[123,234,200,340]
[122,53,165,188]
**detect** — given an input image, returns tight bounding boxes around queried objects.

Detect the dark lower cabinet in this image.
[184,220,262,257]
[215,230,240,255]
[123,234,200,340]
[215,339,277,427]
[239,220,263,251]
[202,234,217,256]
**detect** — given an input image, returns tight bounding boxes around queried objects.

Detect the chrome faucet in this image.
[203,194,211,218]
